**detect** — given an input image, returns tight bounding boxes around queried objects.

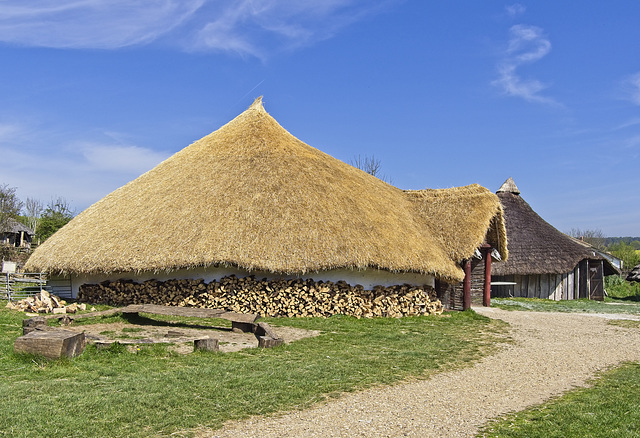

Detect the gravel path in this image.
[202,308,640,437]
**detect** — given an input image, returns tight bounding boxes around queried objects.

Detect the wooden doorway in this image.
[589,260,604,301]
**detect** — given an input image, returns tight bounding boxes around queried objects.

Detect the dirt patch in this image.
[65,322,320,354]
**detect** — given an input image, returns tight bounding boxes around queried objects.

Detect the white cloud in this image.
[191,0,392,57]
[614,118,640,131]
[79,143,171,174]
[0,0,205,49]
[0,123,24,142]
[0,0,389,57]
[492,24,557,105]
[623,72,640,105]
[505,4,526,18]
[0,122,171,212]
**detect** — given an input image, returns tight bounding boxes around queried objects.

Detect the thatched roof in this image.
[1,218,34,235]
[26,98,505,282]
[404,185,507,262]
[492,178,608,276]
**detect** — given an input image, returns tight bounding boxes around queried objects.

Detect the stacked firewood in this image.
[5,290,86,314]
[78,275,443,318]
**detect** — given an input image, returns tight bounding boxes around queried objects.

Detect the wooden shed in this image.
[1,218,34,249]
[25,98,507,311]
[491,178,619,301]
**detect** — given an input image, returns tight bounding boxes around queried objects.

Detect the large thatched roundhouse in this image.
[26,98,506,311]
[491,178,619,301]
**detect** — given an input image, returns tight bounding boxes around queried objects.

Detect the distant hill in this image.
[605,237,640,248]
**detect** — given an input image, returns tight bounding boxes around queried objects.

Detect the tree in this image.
[23,197,44,234]
[349,154,392,183]
[0,183,23,231]
[37,197,74,242]
[568,228,606,251]
[608,241,640,272]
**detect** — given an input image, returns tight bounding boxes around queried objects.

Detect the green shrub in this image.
[605,275,640,300]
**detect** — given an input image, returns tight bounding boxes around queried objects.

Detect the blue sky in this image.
[0,1,638,236]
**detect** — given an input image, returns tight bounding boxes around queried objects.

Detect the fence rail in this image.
[0,273,72,301]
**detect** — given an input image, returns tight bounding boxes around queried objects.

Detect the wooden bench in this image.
[50,304,259,325]
[47,304,285,349]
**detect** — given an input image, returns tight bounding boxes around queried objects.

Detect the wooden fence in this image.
[0,273,72,301]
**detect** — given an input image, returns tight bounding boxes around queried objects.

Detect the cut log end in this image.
[258,336,284,348]
[194,338,219,352]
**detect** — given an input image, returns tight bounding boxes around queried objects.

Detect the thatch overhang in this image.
[492,178,611,276]
[1,218,34,235]
[26,97,500,282]
[403,185,508,263]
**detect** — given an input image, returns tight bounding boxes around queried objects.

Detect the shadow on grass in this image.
[120,313,233,332]
[614,294,640,302]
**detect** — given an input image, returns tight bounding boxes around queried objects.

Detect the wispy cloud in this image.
[191,0,392,57]
[0,123,24,142]
[492,24,557,105]
[505,3,526,18]
[0,1,205,49]
[0,0,390,57]
[0,122,170,211]
[79,143,171,174]
[614,117,640,131]
[622,72,640,105]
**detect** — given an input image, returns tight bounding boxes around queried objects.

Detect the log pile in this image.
[79,275,443,318]
[4,290,86,314]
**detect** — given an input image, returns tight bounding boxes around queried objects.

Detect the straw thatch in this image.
[404,185,507,262]
[492,178,607,276]
[26,98,505,282]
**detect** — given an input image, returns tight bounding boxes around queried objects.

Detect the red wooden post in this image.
[463,259,471,310]
[483,246,492,307]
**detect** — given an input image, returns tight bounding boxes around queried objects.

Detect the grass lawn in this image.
[490,297,640,315]
[491,276,640,315]
[478,363,640,438]
[0,303,507,438]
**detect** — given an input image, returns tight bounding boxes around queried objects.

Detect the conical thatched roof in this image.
[492,178,605,276]
[26,98,505,282]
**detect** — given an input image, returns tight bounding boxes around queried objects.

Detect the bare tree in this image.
[568,228,606,250]
[349,154,392,183]
[24,197,44,233]
[46,197,74,216]
[0,184,23,231]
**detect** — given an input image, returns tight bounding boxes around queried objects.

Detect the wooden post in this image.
[483,246,492,307]
[6,272,11,301]
[463,259,471,310]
